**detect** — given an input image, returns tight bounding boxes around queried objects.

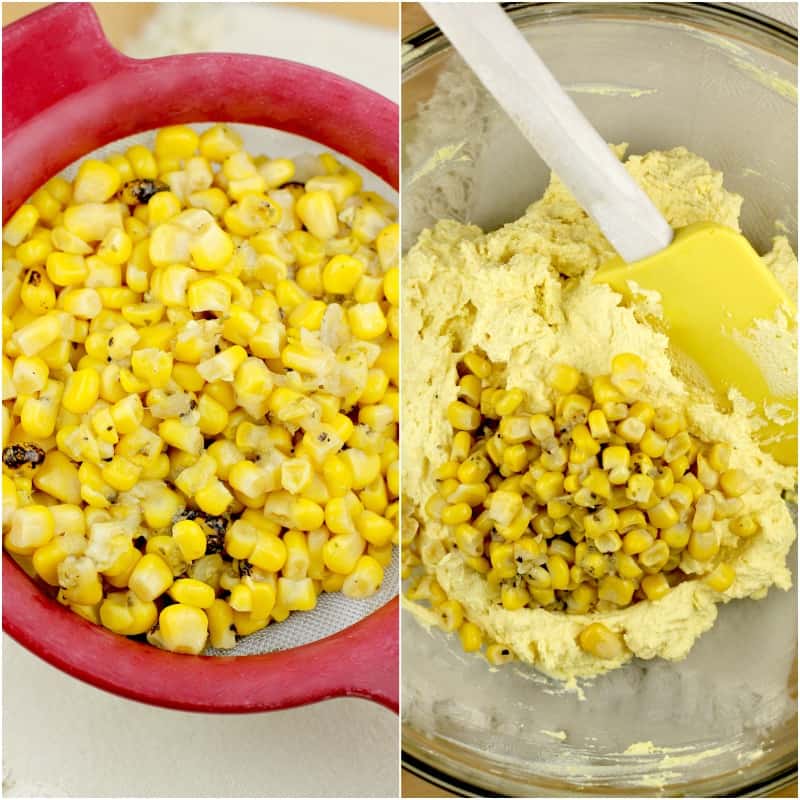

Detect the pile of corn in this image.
[406,352,758,664]
[2,124,398,654]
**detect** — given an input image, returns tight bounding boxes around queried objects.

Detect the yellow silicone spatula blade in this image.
[595,222,797,466]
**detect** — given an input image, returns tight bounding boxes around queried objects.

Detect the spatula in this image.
[424,2,796,466]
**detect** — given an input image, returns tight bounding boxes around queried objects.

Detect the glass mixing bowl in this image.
[401,3,797,795]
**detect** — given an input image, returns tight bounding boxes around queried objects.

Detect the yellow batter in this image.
[402,146,797,681]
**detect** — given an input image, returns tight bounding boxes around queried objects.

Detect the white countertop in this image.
[3,5,398,797]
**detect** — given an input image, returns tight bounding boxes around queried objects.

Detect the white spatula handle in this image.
[424,2,674,263]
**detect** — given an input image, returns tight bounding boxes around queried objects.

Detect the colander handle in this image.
[3,3,132,134]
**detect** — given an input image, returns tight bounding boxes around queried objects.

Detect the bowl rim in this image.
[401,1,797,794]
[3,3,399,714]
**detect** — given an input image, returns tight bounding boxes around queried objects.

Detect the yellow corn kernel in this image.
[195,478,233,516]
[129,553,174,601]
[157,418,202,455]
[5,504,55,554]
[169,578,216,609]
[641,572,670,601]
[577,622,627,659]
[12,311,64,356]
[11,355,48,395]
[61,368,100,415]
[546,363,580,394]
[20,380,62,438]
[155,125,199,160]
[198,124,243,161]
[206,599,236,649]
[598,575,635,607]
[729,513,760,538]
[337,554,383,599]
[155,603,208,655]
[687,529,720,562]
[4,204,40,246]
[719,469,751,498]
[171,519,207,562]
[703,562,735,592]
[610,352,645,396]
[73,159,121,204]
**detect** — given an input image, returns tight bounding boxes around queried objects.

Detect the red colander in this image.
[2,2,398,713]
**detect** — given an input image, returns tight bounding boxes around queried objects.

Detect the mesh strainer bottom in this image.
[54,122,399,657]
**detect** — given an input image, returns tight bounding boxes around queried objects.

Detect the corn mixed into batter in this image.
[3,124,398,654]
[408,350,758,664]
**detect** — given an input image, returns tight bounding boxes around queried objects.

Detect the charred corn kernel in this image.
[128,553,173,601]
[640,572,670,600]
[20,269,56,313]
[729,513,760,538]
[578,622,626,659]
[704,562,735,592]
[156,603,208,655]
[168,578,215,609]
[719,469,751,498]
[547,363,580,394]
